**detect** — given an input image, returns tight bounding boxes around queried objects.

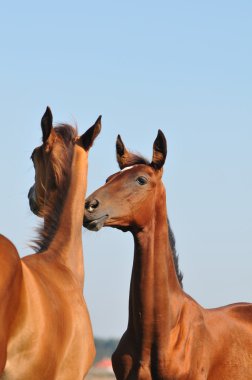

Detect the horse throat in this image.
[129,188,183,360]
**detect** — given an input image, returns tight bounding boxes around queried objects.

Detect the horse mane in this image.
[122,153,183,287]
[167,218,183,287]
[32,124,78,253]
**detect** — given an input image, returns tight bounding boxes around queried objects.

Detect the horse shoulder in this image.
[160,298,210,379]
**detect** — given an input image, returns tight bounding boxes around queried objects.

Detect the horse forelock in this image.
[120,152,150,169]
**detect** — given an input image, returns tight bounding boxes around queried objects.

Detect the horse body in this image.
[2,255,92,380]
[111,184,209,380]
[0,108,101,379]
[84,131,252,379]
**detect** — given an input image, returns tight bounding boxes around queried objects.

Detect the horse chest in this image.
[2,280,92,380]
[113,332,209,380]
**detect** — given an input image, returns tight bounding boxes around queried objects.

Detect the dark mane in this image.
[54,124,78,143]
[32,124,78,253]
[167,218,183,287]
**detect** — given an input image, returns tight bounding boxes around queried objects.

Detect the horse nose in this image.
[28,185,34,199]
[85,198,99,213]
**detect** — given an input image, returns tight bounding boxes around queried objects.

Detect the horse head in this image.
[84,130,167,232]
[28,106,101,218]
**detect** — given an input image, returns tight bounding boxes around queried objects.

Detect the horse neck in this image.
[47,145,88,288]
[129,184,183,358]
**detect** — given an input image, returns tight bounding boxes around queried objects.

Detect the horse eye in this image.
[136,176,148,185]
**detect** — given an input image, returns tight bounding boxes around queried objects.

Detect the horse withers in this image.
[84,130,252,380]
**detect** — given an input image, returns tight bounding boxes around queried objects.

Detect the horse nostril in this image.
[85,199,99,213]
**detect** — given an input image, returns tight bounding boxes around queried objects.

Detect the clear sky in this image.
[0,1,251,338]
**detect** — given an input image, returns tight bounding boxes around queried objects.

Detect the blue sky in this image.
[0,1,251,337]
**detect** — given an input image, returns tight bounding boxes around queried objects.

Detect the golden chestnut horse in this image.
[0,107,101,379]
[84,131,252,380]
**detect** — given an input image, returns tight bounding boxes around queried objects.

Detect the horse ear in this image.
[41,106,53,143]
[151,129,167,169]
[116,135,132,169]
[80,115,102,151]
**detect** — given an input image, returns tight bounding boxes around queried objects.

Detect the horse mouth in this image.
[83,215,108,231]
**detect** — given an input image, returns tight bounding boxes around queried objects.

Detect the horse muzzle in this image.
[28,185,40,216]
[83,214,108,231]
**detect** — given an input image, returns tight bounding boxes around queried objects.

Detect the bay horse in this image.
[84,131,252,379]
[0,107,101,379]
